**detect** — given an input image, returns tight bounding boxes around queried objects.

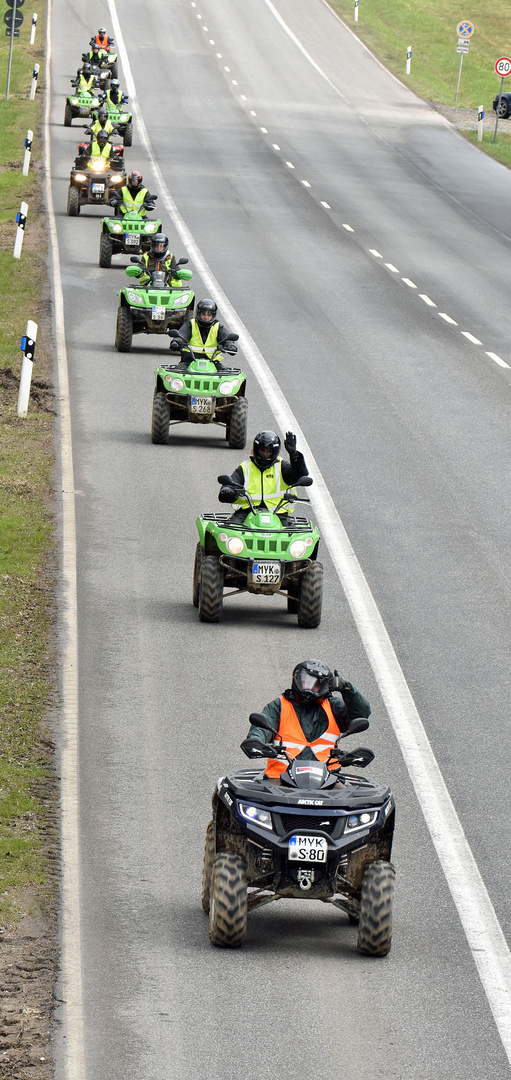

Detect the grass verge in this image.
[0,10,57,1077]
[326,0,511,167]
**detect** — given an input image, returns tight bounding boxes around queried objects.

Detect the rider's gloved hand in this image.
[284,431,298,457]
[218,486,238,503]
[330,670,353,693]
[169,339,181,352]
[240,738,268,759]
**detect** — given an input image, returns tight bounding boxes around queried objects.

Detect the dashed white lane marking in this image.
[224,65,230,71]
[420,294,436,306]
[386,263,399,273]
[209,38,214,44]
[272,143,280,150]
[196,11,201,17]
[240,94,247,101]
[342,223,354,232]
[402,277,417,288]
[232,80,238,85]
[487,352,510,368]
[439,312,458,324]
[260,126,268,133]
[369,249,382,257]
[462,331,482,344]
[108,2,511,1067]
[250,110,257,116]
[320,200,331,208]
[203,25,208,31]
[286,160,295,168]
[216,52,222,58]
[302,180,311,187]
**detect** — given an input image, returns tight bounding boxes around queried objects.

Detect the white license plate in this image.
[151,306,166,320]
[251,561,281,584]
[91,183,105,192]
[125,234,140,246]
[288,836,328,862]
[190,396,213,414]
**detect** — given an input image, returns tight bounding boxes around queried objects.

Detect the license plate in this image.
[91,183,105,192]
[151,306,166,320]
[190,396,214,414]
[288,836,328,862]
[251,561,281,585]
[125,234,140,246]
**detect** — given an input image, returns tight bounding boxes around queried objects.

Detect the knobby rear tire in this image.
[198,556,224,622]
[201,821,216,913]
[151,391,170,444]
[99,232,113,268]
[227,396,248,449]
[297,561,323,628]
[192,543,203,607]
[123,122,133,146]
[357,860,395,957]
[115,306,133,352]
[64,102,73,126]
[67,186,80,216]
[209,852,247,947]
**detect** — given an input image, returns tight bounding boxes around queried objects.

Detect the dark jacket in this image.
[218,452,308,504]
[247,686,371,761]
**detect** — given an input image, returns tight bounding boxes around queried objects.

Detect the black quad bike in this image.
[67,148,126,216]
[202,713,395,954]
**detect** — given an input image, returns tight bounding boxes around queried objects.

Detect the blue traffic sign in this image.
[456,20,474,37]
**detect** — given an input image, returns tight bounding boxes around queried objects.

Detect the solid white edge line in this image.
[486,352,510,369]
[262,0,351,105]
[108,0,511,1062]
[44,1,84,1078]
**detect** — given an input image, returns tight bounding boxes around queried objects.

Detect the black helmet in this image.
[96,129,109,147]
[91,42,100,51]
[97,107,108,122]
[150,233,169,258]
[292,660,332,704]
[196,298,217,326]
[251,430,280,469]
[82,62,92,74]
[127,170,143,190]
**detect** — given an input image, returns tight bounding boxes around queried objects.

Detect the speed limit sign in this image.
[495,57,511,77]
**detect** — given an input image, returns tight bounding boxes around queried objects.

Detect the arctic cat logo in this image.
[297,799,324,806]
[223,792,233,806]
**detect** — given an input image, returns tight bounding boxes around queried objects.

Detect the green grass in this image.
[0,6,56,925]
[326,0,511,165]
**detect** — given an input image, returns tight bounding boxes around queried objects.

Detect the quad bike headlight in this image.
[218,380,237,395]
[173,292,192,307]
[144,222,158,233]
[126,290,144,305]
[71,97,79,105]
[169,377,184,391]
[110,174,123,184]
[91,159,105,172]
[345,810,378,833]
[227,536,244,555]
[289,539,307,558]
[74,173,87,183]
[112,224,123,233]
[239,803,273,831]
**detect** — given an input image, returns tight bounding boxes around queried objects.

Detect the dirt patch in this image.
[429,101,511,133]
[0,902,57,1080]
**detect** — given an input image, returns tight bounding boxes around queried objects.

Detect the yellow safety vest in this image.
[88,142,111,162]
[90,119,114,136]
[120,187,147,215]
[234,458,295,512]
[189,319,220,358]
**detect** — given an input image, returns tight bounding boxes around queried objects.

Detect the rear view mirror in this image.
[342,717,370,738]
[295,476,313,487]
[175,257,188,266]
[227,333,239,342]
[249,711,278,735]
[217,474,233,485]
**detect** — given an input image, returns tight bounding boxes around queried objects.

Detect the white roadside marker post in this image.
[17,321,38,418]
[354,0,359,22]
[29,63,39,100]
[30,12,37,45]
[406,46,412,75]
[477,106,484,142]
[22,130,33,176]
[13,201,28,259]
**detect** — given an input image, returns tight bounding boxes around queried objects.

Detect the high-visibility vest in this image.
[189,319,220,358]
[90,119,115,136]
[95,33,110,49]
[234,458,294,512]
[265,698,341,777]
[120,186,147,215]
[88,142,111,163]
[78,75,94,92]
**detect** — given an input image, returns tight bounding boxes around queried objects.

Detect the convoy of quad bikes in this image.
[63,29,396,955]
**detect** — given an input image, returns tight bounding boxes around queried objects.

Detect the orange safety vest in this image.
[265,697,342,777]
[95,33,110,50]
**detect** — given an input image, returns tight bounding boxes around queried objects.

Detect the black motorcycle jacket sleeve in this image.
[246,688,371,745]
[280,452,308,484]
[218,465,245,503]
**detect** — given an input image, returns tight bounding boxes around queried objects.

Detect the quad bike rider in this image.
[137,233,190,286]
[91,26,114,50]
[83,42,109,69]
[71,63,95,94]
[100,78,125,108]
[169,298,238,369]
[109,171,157,218]
[218,429,308,523]
[75,130,120,169]
[202,661,396,953]
[242,660,371,776]
[84,106,120,140]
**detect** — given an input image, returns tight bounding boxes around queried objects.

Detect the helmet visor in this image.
[296,671,322,695]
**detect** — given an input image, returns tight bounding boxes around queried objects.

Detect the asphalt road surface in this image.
[50,1,511,1077]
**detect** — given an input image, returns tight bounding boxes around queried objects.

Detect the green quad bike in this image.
[64,89,100,126]
[94,98,133,145]
[115,257,195,352]
[99,211,163,267]
[194,476,323,627]
[151,336,248,449]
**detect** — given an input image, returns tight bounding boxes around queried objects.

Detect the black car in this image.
[493,92,511,119]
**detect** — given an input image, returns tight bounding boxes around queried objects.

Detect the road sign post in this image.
[354,0,359,22]
[30,10,36,44]
[493,58,511,142]
[406,46,412,75]
[477,106,484,142]
[29,61,38,99]
[17,321,37,418]
[454,21,473,103]
[5,0,18,100]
